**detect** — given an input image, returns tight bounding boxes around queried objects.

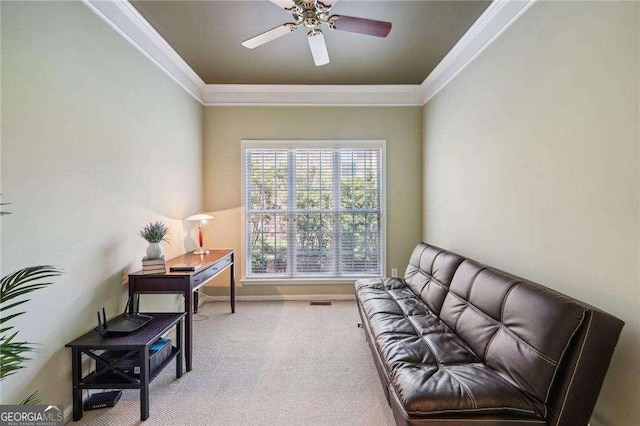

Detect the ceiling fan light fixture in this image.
[307,29,330,66]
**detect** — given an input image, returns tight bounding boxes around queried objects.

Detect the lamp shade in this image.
[185,213,214,222]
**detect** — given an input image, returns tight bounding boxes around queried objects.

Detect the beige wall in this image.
[422,1,639,425]
[0,1,203,407]
[202,106,422,297]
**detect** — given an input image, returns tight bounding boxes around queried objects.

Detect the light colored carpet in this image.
[76,301,395,426]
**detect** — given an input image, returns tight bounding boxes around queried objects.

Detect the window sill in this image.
[241,277,373,286]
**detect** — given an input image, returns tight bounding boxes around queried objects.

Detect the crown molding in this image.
[82,0,206,102]
[202,84,422,106]
[82,0,536,106]
[420,0,537,104]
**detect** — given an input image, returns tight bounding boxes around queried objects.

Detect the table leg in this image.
[139,346,150,421]
[193,291,199,314]
[230,253,235,314]
[176,318,183,378]
[184,291,193,372]
[72,348,83,421]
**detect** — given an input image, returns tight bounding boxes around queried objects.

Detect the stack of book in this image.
[141,256,166,275]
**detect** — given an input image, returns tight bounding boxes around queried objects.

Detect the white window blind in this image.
[244,142,384,279]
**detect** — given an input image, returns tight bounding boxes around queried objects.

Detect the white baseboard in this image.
[198,294,355,302]
[64,404,73,424]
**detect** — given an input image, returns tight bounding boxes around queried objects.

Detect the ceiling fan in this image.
[241,0,392,67]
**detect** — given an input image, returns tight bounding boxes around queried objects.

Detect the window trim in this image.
[240,277,359,286]
[240,139,387,283]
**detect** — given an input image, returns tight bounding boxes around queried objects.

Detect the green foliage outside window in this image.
[248,149,380,275]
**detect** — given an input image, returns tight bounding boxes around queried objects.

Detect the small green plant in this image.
[139,221,171,244]
[1,266,62,404]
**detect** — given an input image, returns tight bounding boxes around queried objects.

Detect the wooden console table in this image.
[128,250,235,372]
[66,313,184,421]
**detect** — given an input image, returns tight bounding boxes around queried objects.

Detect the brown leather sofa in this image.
[355,242,624,426]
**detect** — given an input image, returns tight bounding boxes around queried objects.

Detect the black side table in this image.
[65,313,184,421]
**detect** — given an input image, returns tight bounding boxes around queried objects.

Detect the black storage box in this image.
[96,338,172,379]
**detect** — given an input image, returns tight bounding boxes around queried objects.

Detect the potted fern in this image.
[0,197,62,403]
[1,266,62,404]
[139,221,170,259]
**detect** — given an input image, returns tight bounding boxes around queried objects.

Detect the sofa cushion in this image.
[441,260,586,405]
[356,277,545,418]
[392,363,543,417]
[404,243,465,314]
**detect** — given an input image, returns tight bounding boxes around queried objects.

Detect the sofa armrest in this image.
[546,308,624,426]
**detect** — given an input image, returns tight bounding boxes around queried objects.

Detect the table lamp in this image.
[185,213,214,255]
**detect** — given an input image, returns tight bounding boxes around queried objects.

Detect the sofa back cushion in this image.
[404,243,464,314]
[440,259,586,404]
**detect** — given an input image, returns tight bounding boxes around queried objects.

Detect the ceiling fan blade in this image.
[307,30,329,66]
[329,15,392,38]
[270,0,297,10]
[242,23,298,49]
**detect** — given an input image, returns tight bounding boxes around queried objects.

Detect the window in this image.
[243,141,385,280]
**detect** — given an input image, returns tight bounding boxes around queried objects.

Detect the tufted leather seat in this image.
[356,243,624,426]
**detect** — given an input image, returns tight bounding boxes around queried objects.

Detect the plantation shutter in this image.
[244,142,383,279]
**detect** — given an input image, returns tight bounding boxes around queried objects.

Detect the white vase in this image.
[146,242,164,259]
